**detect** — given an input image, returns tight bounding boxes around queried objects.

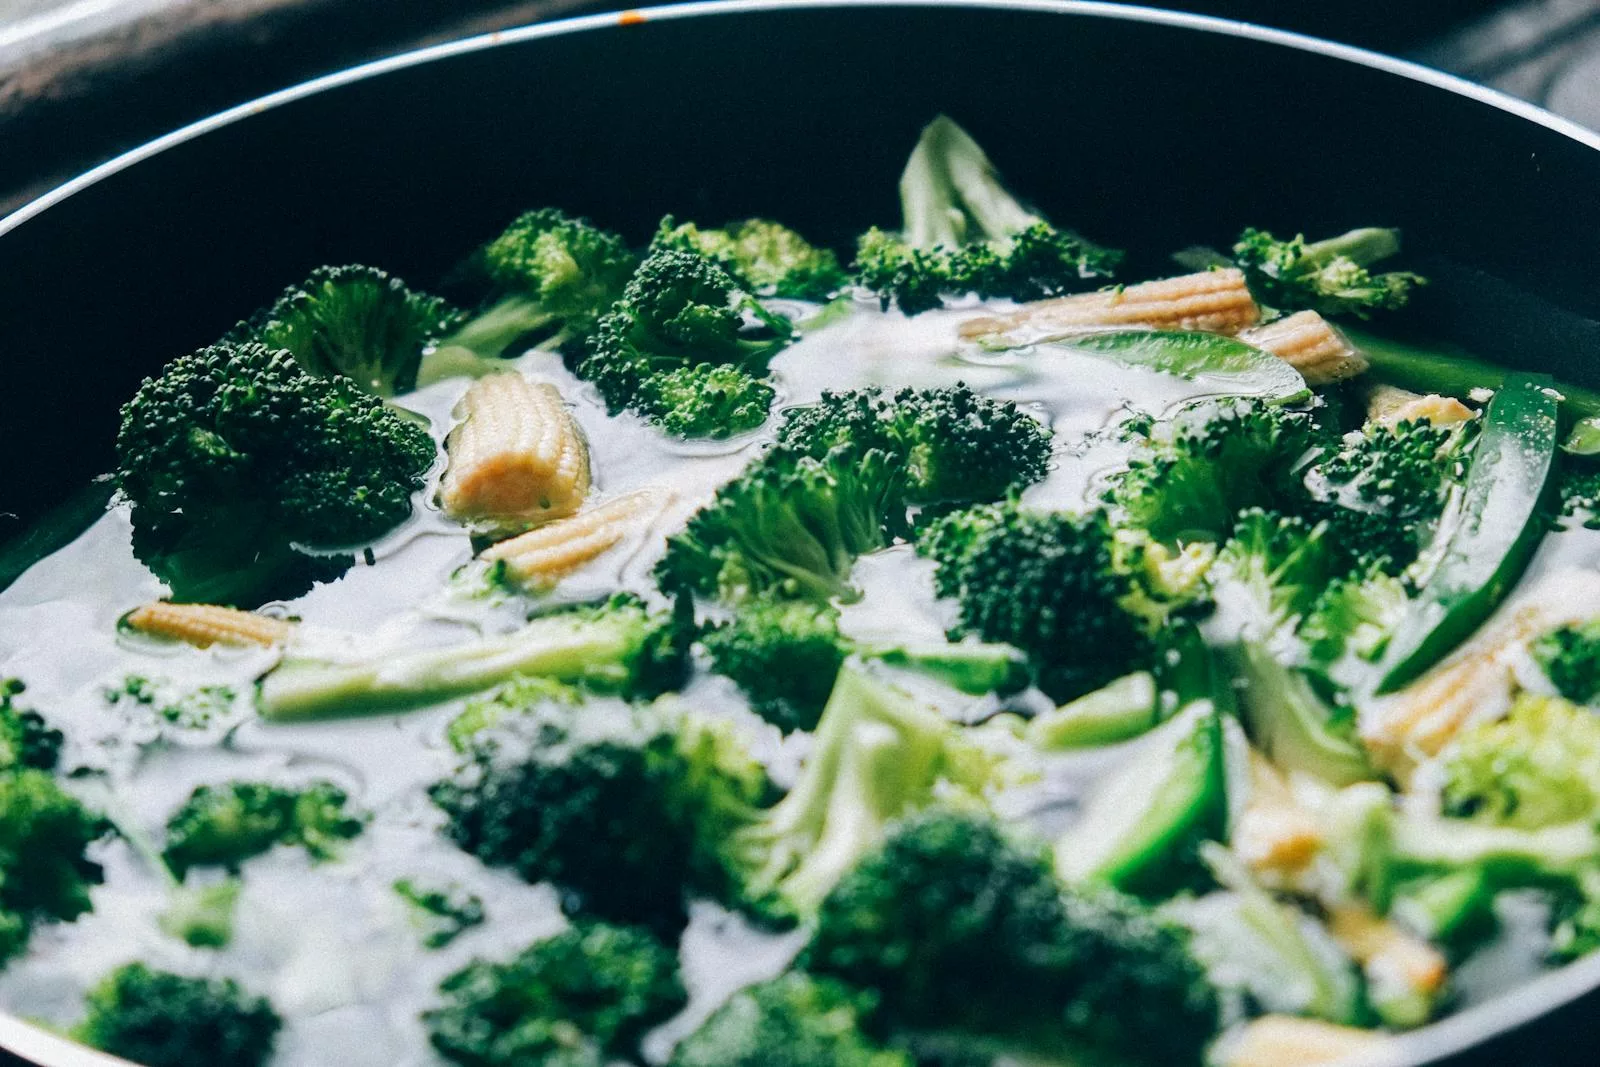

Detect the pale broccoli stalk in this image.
[734,665,1000,916]
[1233,642,1374,787]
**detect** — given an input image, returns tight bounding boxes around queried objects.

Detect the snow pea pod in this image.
[1374,375,1559,693]
[1043,330,1310,404]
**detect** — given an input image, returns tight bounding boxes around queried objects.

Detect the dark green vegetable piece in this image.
[1532,619,1600,704]
[158,881,240,949]
[161,780,365,878]
[426,921,684,1067]
[0,678,62,771]
[669,972,910,1067]
[104,675,237,731]
[76,962,281,1067]
[0,769,107,962]
[1376,375,1559,692]
[1233,642,1373,787]
[395,879,487,949]
[632,363,776,438]
[236,264,462,396]
[653,215,849,300]
[115,340,436,607]
[1231,227,1424,318]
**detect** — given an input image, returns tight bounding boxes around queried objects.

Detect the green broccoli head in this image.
[1299,562,1409,668]
[1531,619,1600,705]
[1231,227,1425,319]
[115,340,437,606]
[669,972,910,1067]
[75,963,281,1067]
[776,385,1051,506]
[1105,398,1326,545]
[1211,509,1338,642]
[237,264,462,396]
[0,678,63,772]
[655,444,906,605]
[701,598,847,733]
[0,769,107,962]
[161,780,366,879]
[431,704,774,935]
[426,921,685,1067]
[919,502,1152,701]
[632,363,776,439]
[394,878,486,950]
[803,809,1218,1065]
[654,216,848,300]
[1442,694,1600,829]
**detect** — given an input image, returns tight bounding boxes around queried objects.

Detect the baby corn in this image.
[1217,1016,1387,1067]
[480,488,670,591]
[125,602,293,648]
[1367,384,1476,427]
[441,374,591,534]
[1234,752,1323,879]
[1329,905,1448,996]
[960,268,1259,342]
[1242,311,1368,386]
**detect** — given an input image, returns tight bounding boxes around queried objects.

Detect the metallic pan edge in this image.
[3,3,1600,1066]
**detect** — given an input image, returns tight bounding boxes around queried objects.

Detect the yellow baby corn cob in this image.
[441,374,591,533]
[959,268,1260,342]
[1216,1016,1387,1067]
[480,488,670,591]
[1242,311,1368,386]
[125,602,293,648]
[1234,752,1323,879]
[1367,384,1475,427]
[1329,905,1448,997]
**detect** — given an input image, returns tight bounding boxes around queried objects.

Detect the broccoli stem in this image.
[1234,643,1372,787]
[1300,228,1402,269]
[899,115,1039,250]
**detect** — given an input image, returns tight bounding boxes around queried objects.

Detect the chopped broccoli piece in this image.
[431,208,638,368]
[159,880,240,949]
[0,770,107,962]
[853,117,1120,314]
[1558,462,1600,528]
[775,385,1052,505]
[572,247,793,437]
[670,972,911,1067]
[161,780,366,878]
[1299,563,1410,668]
[103,675,237,730]
[115,340,436,606]
[1551,867,1600,962]
[1025,671,1160,749]
[653,215,848,300]
[804,809,1218,1065]
[235,264,462,396]
[259,594,691,720]
[1231,227,1425,318]
[734,668,1001,917]
[1233,642,1373,787]
[1211,509,1338,643]
[918,502,1153,701]
[701,597,1026,733]
[395,878,487,949]
[654,445,905,605]
[1441,694,1600,829]
[446,676,585,754]
[426,921,684,1067]
[0,677,63,771]
[75,962,281,1067]
[431,704,773,934]
[1531,619,1600,705]
[632,362,775,438]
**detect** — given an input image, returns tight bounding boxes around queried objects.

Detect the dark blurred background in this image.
[2,0,1599,217]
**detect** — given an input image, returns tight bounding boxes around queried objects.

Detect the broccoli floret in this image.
[1442,694,1600,829]
[103,675,237,731]
[572,248,793,437]
[75,963,281,1067]
[670,972,911,1067]
[1299,563,1410,668]
[431,704,773,934]
[701,598,1026,733]
[426,921,684,1067]
[776,385,1052,505]
[734,668,1001,918]
[803,810,1218,1065]
[236,264,462,396]
[1231,227,1426,318]
[0,770,107,962]
[655,445,905,605]
[395,878,487,950]
[654,216,848,300]
[446,677,585,754]
[918,502,1152,702]
[1210,509,1338,643]
[115,340,436,606]
[853,117,1120,314]
[158,880,239,949]
[161,780,366,878]
[0,677,63,771]
[1105,398,1324,545]
[632,363,776,438]
[1558,463,1600,528]
[1232,642,1373,788]
[1531,619,1600,705]
[432,208,638,369]
[259,594,692,720]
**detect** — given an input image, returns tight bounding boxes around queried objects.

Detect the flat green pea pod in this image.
[1375,374,1559,693]
[1043,330,1310,404]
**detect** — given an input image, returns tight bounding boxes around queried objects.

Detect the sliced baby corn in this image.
[1367,384,1475,427]
[1328,905,1448,1002]
[480,488,671,591]
[1242,311,1368,386]
[1234,752,1324,880]
[125,602,293,649]
[1216,1016,1388,1067]
[440,374,591,534]
[959,268,1259,343]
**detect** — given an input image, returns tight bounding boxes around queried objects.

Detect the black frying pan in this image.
[2,3,1600,1064]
